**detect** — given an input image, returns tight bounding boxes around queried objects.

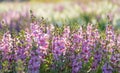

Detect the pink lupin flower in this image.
[52,35,66,60]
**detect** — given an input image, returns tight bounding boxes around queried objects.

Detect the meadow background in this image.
[0,0,120,73]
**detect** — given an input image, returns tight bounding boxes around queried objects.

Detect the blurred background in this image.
[0,0,120,32]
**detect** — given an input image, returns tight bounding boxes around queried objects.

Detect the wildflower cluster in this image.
[0,16,120,73]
